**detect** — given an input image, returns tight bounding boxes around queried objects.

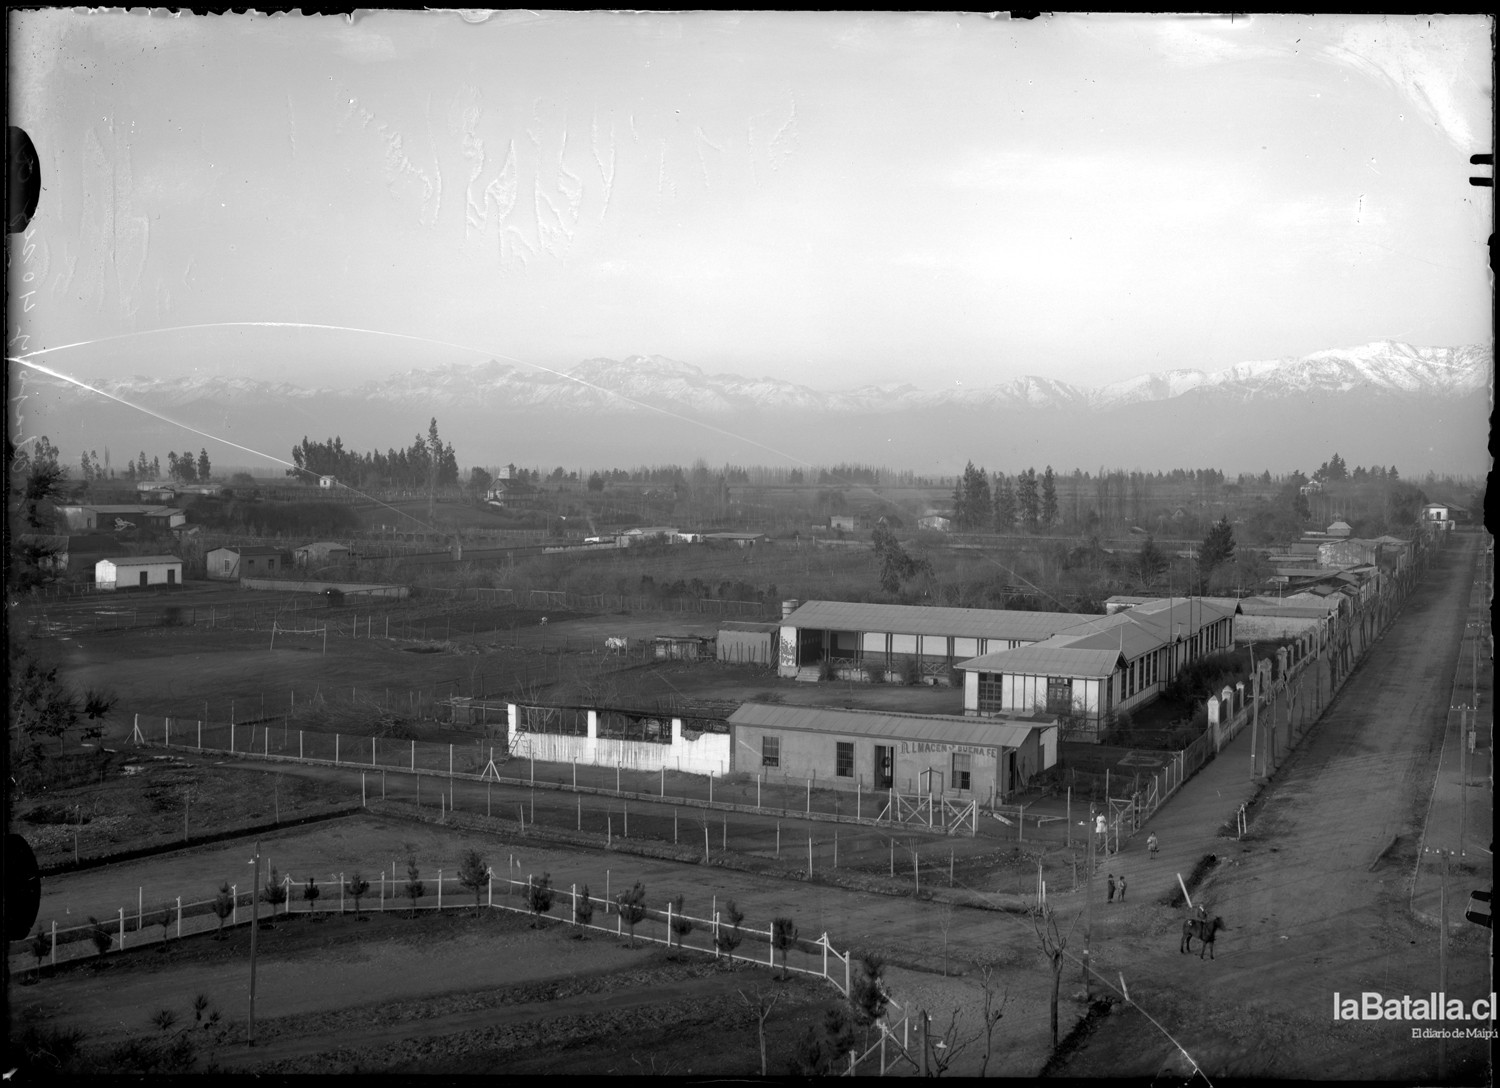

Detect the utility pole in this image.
[1438,848,1448,1082]
[248,840,260,1046]
[1083,805,1094,999]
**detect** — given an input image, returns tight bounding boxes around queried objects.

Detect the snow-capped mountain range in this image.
[70,339,1490,416]
[19,341,1492,474]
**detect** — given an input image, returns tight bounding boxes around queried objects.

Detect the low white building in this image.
[95,555,183,589]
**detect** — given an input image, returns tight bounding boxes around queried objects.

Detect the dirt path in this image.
[1054,533,1493,1082]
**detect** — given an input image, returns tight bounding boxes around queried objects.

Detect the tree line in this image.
[289,418,458,490]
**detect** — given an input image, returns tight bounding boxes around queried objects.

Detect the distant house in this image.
[1326,520,1352,537]
[1300,479,1323,495]
[705,532,765,548]
[95,555,182,589]
[293,541,352,568]
[206,545,291,581]
[1420,502,1467,531]
[917,515,951,532]
[829,515,858,532]
[485,477,537,507]
[318,475,336,489]
[55,504,186,532]
[620,526,678,545]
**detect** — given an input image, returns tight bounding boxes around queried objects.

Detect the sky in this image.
[7,10,1493,395]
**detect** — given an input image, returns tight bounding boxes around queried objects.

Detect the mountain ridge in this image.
[68,340,1494,415]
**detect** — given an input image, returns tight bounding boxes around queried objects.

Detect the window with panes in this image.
[951,753,972,791]
[977,673,1004,714]
[761,736,780,768]
[835,742,854,778]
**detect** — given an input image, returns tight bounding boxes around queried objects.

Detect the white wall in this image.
[507,705,731,776]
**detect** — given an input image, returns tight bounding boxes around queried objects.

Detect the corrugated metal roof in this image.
[727,703,1047,748]
[957,644,1124,678]
[718,620,780,633]
[1051,615,1165,658]
[207,545,285,557]
[99,555,181,565]
[781,600,1097,641]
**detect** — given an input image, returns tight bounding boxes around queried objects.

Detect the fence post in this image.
[51,920,57,965]
[437,871,442,912]
[335,734,340,765]
[232,885,238,927]
[489,869,493,908]
[299,731,303,760]
[412,740,416,771]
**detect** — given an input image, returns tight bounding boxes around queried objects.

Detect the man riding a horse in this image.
[1180,904,1225,959]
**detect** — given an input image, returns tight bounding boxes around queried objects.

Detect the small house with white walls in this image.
[95,555,182,589]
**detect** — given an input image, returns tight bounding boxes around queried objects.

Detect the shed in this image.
[95,555,182,589]
[294,541,352,567]
[717,620,780,665]
[206,545,291,580]
[653,635,714,660]
[727,702,1058,804]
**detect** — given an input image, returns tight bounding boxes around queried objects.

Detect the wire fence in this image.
[9,865,855,998]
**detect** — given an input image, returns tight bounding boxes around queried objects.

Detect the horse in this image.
[1180,915,1226,959]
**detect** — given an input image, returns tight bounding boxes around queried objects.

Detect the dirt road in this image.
[1055,532,1492,1082]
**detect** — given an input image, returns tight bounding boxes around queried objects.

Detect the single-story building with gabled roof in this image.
[957,597,1239,741]
[95,555,183,589]
[206,545,292,580]
[727,702,1058,804]
[55,504,186,532]
[776,600,1099,682]
[294,541,352,567]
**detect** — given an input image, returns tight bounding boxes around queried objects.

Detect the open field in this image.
[10,904,842,1076]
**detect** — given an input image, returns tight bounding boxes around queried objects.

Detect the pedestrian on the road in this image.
[1147,832,1159,855]
[1118,875,1127,901]
[1107,873,1116,903]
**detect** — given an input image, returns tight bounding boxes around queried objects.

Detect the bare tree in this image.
[1031,904,1079,1049]
[925,1008,975,1078]
[738,987,782,1076]
[975,962,1010,1076]
[302,874,321,919]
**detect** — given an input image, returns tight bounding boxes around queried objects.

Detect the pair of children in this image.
[1106,873,1127,902]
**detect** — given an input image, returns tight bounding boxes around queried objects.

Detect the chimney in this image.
[782,599,801,618]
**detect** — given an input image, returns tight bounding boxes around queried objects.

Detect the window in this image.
[952,753,972,791]
[977,673,1004,714]
[761,736,780,768]
[835,742,854,778]
[1046,676,1073,714]
[222,558,231,573]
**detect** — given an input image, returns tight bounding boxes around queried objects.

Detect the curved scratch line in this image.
[7,357,469,536]
[7,321,811,468]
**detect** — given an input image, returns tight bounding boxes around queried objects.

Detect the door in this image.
[874,745,894,790]
[167,568,176,585]
[139,571,149,587]
[1004,751,1018,800]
